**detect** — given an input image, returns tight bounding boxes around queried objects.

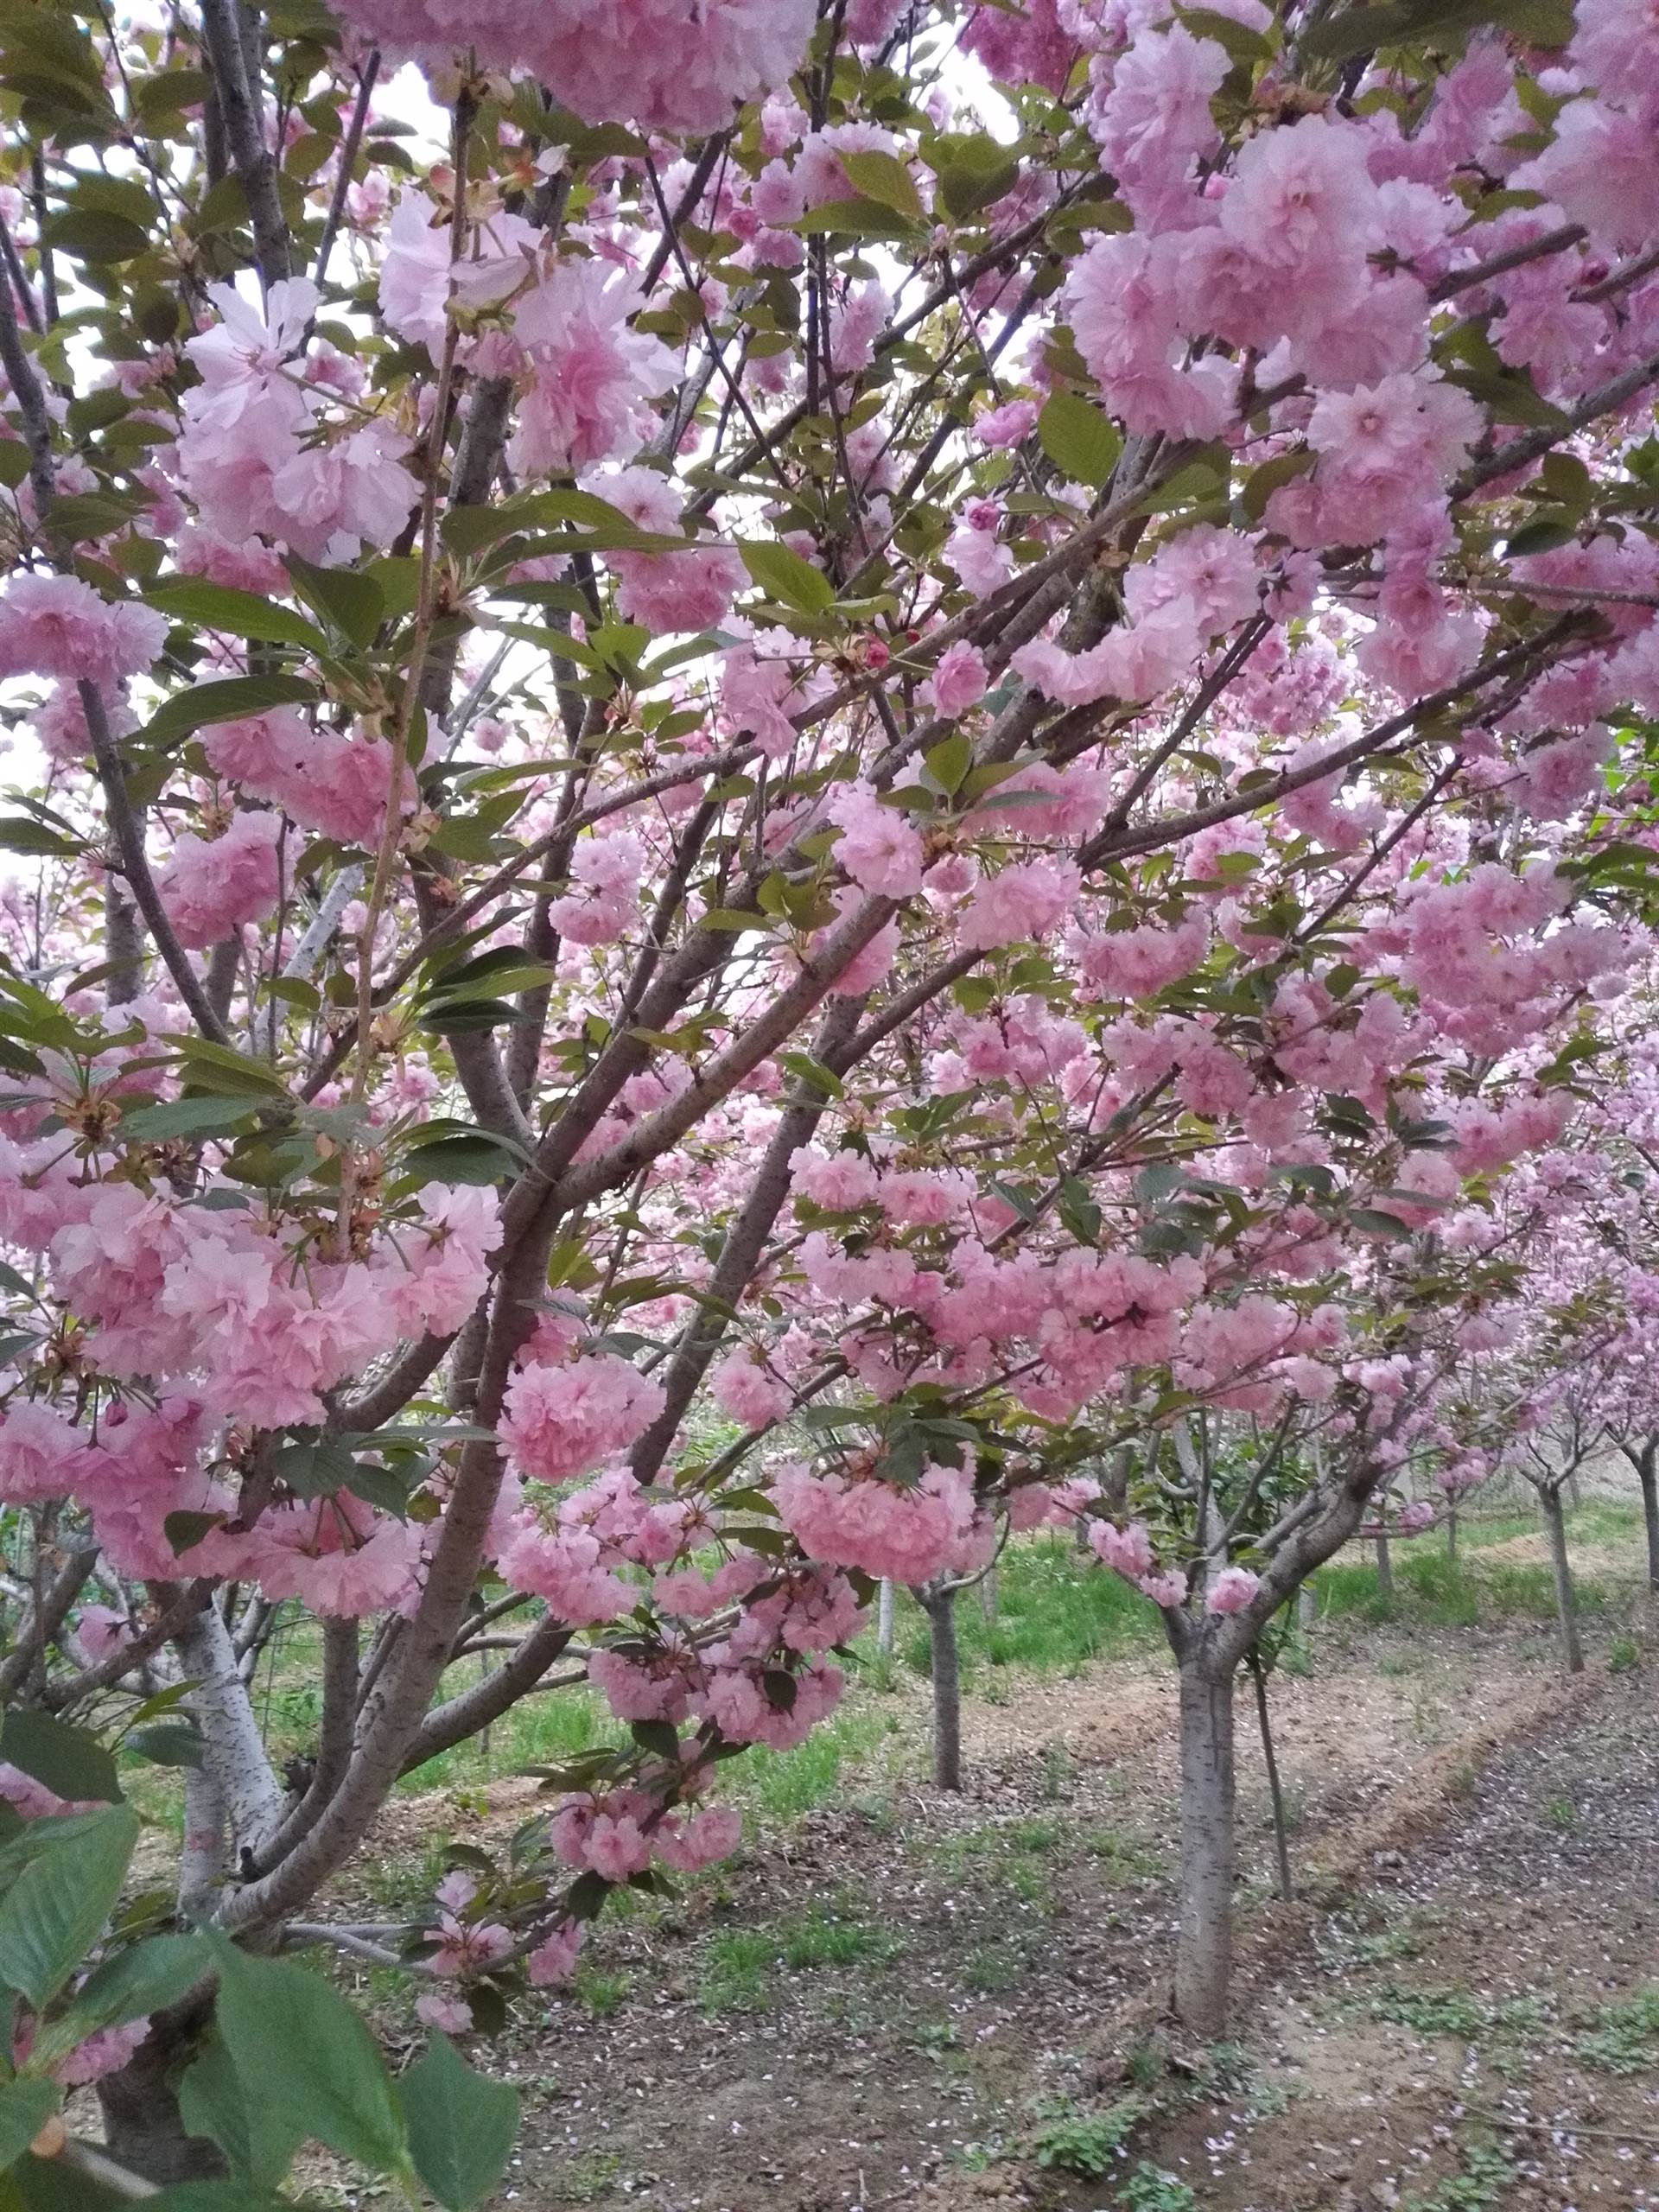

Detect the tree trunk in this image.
[1174,1658,1236,2037]
[1295,1582,1317,1630]
[923,1584,962,1791]
[979,1568,998,1626]
[1446,1504,1458,1561]
[97,1999,225,2186]
[1248,1649,1293,1904]
[1638,1444,1659,1597]
[1539,1484,1584,1676]
[876,1578,895,1659]
[1375,1528,1394,1603]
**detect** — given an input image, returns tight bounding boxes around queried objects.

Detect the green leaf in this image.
[791,196,919,240]
[285,556,385,651]
[119,1095,265,1143]
[46,1934,208,2050]
[0,822,81,861]
[140,676,319,751]
[0,1713,120,1807]
[41,210,148,262]
[209,1938,409,2177]
[0,2080,59,2171]
[0,1805,138,2009]
[840,149,924,223]
[145,581,327,655]
[1350,1207,1414,1241]
[1302,0,1571,55]
[1037,392,1122,491]
[928,132,1020,223]
[178,2031,302,2190]
[397,2036,520,2211]
[740,542,835,616]
[924,732,973,795]
[122,1721,203,1770]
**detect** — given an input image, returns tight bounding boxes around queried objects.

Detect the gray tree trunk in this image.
[923,1584,962,1791]
[1174,1658,1236,2037]
[1446,1504,1459,1561]
[1540,1484,1584,1675]
[876,1578,895,1658]
[1375,1528,1394,1603]
[1638,1444,1659,1596]
[979,1568,998,1625]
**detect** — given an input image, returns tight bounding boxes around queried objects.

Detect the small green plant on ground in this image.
[1543,1794,1577,1830]
[1402,2138,1516,2212]
[1031,2095,1147,2177]
[1608,1632,1640,1672]
[1575,1983,1659,2073]
[1116,2159,1198,2212]
[1368,1982,1544,2039]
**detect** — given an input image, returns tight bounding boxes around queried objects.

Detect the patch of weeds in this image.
[1040,1741,1077,1800]
[1030,2095,1146,2178]
[1319,1910,1421,1969]
[725,1707,895,1825]
[1122,2037,1167,2093]
[698,1929,772,2012]
[572,1965,632,2018]
[1402,2138,1516,2212]
[698,1914,899,2012]
[1543,1794,1578,1831]
[1369,1983,1543,2040]
[1116,2160,1198,2212]
[563,2149,623,2204]
[1575,1982,1659,2074]
[963,1940,1025,1993]
[780,1918,899,1970]
[1086,1827,1164,1882]
[361,1836,450,1914]
[1608,1633,1640,1673]
[913,2018,963,2054]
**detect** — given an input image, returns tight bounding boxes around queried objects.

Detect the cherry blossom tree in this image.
[0,0,1656,2175]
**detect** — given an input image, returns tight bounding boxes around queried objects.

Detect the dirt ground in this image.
[404,1575,1658,2212]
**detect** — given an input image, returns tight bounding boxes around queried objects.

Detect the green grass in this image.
[697,1911,901,2012]
[722,1705,901,1827]
[1367,1982,1546,2040]
[396,1678,620,1795]
[897,1533,1160,1684]
[1307,1544,1605,1630]
[1030,2095,1147,2177]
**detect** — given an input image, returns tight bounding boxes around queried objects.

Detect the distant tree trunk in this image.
[1632,1440,1659,1596]
[1247,1649,1293,1904]
[1375,1527,1394,1602]
[979,1568,998,1626]
[1295,1582,1317,1630]
[921,1582,962,1790]
[1174,1656,1235,2037]
[1539,1484,1584,1675]
[1446,1503,1459,1561]
[1567,1467,1584,1511]
[876,1578,895,1658]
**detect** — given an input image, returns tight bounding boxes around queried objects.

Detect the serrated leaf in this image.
[1037,391,1122,491]
[840,149,923,223]
[178,2030,302,2190]
[285,556,385,651]
[397,2036,520,2211]
[740,542,835,617]
[146,580,327,654]
[0,2079,59,2171]
[47,1934,208,2050]
[140,676,319,751]
[0,1713,120,1807]
[120,1094,265,1143]
[0,1805,137,2009]
[209,1938,409,2177]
